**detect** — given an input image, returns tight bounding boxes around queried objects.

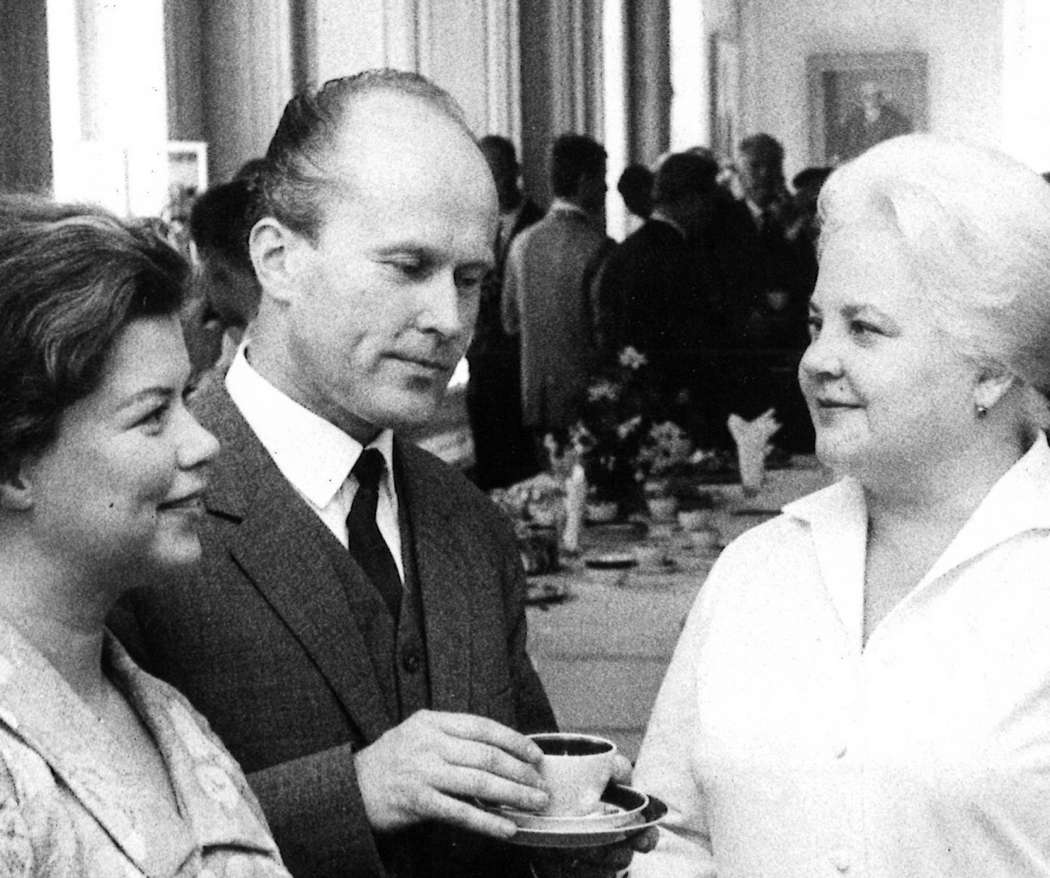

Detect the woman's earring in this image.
[976,403,988,419]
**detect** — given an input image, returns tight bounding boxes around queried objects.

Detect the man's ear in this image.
[0,468,34,512]
[249,217,311,306]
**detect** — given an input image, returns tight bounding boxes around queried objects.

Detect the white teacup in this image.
[529,732,616,817]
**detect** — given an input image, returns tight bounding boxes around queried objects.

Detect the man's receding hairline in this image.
[290,90,494,230]
[332,86,475,142]
[319,90,487,184]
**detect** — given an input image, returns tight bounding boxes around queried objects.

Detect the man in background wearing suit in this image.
[113,71,653,877]
[716,132,814,452]
[465,135,544,490]
[596,150,724,443]
[502,134,612,440]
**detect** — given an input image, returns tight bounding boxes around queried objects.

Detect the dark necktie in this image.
[346,449,402,618]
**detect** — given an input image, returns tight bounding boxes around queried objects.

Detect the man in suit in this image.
[113,71,653,877]
[465,135,544,490]
[502,134,612,439]
[715,132,814,451]
[596,151,725,444]
[616,163,654,235]
[185,175,263,378]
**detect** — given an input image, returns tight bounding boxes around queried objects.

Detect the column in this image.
[0,0,52,192]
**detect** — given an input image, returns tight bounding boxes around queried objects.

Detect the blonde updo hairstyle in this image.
[818,134,1050,423]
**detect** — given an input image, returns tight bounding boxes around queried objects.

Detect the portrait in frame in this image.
[807,51,928,166]
[710,33,741,164]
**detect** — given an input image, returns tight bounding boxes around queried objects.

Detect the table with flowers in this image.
[488,345,831,758]
[515,460,831,761]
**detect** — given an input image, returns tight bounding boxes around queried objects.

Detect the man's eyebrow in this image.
[374,241,429,254]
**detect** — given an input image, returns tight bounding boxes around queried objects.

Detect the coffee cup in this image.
[528,732,616,816]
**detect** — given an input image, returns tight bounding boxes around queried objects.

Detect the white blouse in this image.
[633,435,1050,877]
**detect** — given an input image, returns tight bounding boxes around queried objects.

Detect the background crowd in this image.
[7,47,1050,877]
[180,123,831,498]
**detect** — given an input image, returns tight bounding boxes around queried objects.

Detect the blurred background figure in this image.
[789,166,833,243]
[503,133,613,441]
[0,196,290,876]
[466,135,544,489]
[616,163,655,235]
[788,165,834,294]
[186,177,261,370]
[717,132,814,452]
[596,151,724,440]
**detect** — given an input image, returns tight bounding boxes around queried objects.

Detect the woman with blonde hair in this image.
[633,135,1050,876]
[0,197,291,876]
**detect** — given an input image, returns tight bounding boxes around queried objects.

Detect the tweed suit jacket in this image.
[112,379,556,878]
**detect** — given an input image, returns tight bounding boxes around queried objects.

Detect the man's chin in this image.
[375,392,446,436]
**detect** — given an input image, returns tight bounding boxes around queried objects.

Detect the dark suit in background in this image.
[712,197,815,452]
[599,218,715,392]
[466,196,544,489]
[718,133,815,452]
[595,152,729,446]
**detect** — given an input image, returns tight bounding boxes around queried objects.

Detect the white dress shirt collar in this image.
[744,197,764,224]
[224,345,403,577]
[225,345,395,508]
[549,197,590,218]
[649,210,687,238]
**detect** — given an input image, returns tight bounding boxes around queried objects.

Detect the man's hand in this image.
[355,709,549,837]
[531,751,660,877]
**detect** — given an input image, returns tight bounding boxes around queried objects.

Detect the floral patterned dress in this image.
[0,617,291,877]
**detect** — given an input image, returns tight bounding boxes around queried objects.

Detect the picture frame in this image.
[710,34,741,164]
[164,140,208,219]
[806,51,928,166]
[166,140,209,197]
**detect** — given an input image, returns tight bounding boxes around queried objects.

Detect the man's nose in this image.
[416,272,466,337]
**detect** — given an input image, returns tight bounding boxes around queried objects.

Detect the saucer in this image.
[583,553,638,570]
[501,790,667,848]
[499,784,648,832]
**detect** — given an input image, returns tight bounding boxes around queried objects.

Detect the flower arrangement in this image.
[549,347,692,505]
[636,421,694,481]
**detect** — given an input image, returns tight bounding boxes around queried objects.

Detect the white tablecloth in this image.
[525,461,832,759]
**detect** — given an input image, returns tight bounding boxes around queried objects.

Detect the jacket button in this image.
[400,646,422,674]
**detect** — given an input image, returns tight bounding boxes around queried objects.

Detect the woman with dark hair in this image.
[0,197,291,876]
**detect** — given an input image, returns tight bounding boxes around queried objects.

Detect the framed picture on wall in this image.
[162,140,209,224]
[710,34,741,164]
[807,51,928,166]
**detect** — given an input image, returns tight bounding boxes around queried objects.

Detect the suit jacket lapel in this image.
[196,382,394,740]
[396,442,472,712]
